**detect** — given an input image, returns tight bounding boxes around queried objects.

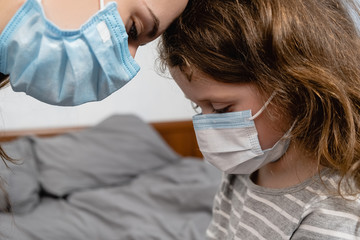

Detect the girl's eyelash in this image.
[213,106,231,114]
[128,22,138,41]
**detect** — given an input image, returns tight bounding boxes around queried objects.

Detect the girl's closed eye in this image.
[213,105,231,114]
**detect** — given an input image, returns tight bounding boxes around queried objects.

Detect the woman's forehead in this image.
[144,0,188,34]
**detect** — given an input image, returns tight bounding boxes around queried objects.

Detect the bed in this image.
[0,114,221,240]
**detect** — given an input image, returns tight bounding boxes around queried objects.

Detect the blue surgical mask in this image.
[192,93,292,174]
[0,0,140,106]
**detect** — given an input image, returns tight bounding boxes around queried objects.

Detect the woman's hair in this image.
[0,72,14,213]
[0,72,12,164]
[159,0,360,196]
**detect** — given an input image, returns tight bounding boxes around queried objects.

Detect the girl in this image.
[159,0,360,239]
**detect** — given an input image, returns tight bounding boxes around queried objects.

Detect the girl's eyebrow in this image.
[146,7,160,38]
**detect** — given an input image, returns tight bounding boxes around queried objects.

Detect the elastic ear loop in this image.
[99,0,105,10]
[191,101,201,114]
[249,92,277,121]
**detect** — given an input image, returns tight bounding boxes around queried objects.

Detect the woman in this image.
[0,0,189,213]
[0,0,188,106]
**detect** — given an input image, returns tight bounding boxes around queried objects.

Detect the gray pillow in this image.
[0,138,40,214]
[33,114,180,196]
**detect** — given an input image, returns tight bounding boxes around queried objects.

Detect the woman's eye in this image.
[128,22,138,41]
[213,106,230,114]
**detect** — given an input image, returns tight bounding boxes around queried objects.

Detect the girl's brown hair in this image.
[159,0,360,196]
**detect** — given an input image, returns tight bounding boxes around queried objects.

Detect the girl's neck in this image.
[252,144,321,189]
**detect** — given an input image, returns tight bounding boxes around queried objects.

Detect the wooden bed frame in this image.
[0,120,203,158]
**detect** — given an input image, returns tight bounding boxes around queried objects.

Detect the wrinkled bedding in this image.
[0,115,221,240]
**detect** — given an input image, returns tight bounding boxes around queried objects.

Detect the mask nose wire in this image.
[100,0,105,10]
[248,92,277,121]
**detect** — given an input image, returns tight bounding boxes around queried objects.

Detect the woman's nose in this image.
[128,43,139,58]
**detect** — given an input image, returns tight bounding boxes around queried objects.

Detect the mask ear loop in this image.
[191,101,201,114]
[249,92,277,121]
[99,0,105,10]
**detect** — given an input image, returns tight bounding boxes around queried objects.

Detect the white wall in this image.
[0,40,195,131]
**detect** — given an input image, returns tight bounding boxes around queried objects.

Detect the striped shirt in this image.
[206,169,360,239]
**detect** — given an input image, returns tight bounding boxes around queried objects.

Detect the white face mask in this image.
[192,94,292,174]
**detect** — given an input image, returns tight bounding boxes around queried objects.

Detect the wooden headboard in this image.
[0,120,203,158]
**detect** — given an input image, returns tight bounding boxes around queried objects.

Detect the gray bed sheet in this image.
[0,115,221,240]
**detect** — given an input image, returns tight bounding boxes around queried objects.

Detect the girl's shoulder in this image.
[213,173,359,239]
[239,171,360,239]
[302,170,360,226]
[293,192,360,239]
